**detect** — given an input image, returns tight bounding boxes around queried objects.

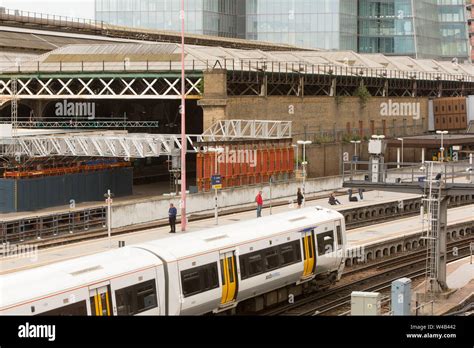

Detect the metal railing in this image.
[343,160,474,185]
[3,58,473,83]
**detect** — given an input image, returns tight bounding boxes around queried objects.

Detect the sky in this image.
[0,0,95,19]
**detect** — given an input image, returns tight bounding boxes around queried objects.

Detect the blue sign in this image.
[211,175,222,189]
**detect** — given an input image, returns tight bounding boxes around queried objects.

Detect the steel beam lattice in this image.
[0,76,203,100]
[0,133,199,158]
[201,120,292,141]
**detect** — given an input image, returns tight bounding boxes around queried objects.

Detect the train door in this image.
[89,284,113,316]
[301,230,316,280]
[219,251,238,307]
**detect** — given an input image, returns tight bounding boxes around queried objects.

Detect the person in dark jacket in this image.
[329,193,341,206]
[297,188,304,208]
[168,203,177,233]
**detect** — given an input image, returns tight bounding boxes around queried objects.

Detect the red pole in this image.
[180,0,187,231]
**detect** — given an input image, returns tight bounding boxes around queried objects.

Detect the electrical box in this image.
[368,140,385,155]
[0,124,12,138]
[391,278,412,316]
[351,292,382,316]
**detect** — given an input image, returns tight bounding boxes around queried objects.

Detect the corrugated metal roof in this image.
[1,41,473,81]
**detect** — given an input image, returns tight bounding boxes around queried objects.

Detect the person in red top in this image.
[255,191,263,218]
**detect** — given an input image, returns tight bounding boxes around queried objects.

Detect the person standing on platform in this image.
[255,191,263,218]
[297,188,304,208]
[168,203,177,233]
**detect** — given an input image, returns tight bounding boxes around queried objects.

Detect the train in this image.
[0,206,346,316]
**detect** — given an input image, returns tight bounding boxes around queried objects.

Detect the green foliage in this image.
[354,85,371,108]
[342,134,362,144]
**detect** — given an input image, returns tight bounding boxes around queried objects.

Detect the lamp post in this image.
[436,130,449,162]
[292,144,299,171]
[350,140,361,172]
[397,138,404,168]
[180,0,187,231]
[297,140,312,206]
[208,147,223,225]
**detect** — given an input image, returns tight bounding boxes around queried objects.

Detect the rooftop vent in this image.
[203,234,229,242]
[69,265,103,276]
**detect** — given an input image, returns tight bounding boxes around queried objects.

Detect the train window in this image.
[115,280,158,315]
[220,259,226,285]
[136,282,158,312]
[317,231,335,256]
[181,262,219,298]
[37,300,88,316]
[336,225,343,249]
[264,248,280,271]
[240,241,302,280]
[228,258,234,283]
[248,254,264,276]
[280,241,301,265]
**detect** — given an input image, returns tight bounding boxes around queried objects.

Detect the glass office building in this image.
[438,0,469,60]
[245,0,358,50]
[95,0,245,38]
[358,0,469,60]
[95,0,469,60]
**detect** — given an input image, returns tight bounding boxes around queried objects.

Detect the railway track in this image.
[263,238,473,316]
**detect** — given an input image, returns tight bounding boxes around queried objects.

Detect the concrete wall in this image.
[112,175,343,228]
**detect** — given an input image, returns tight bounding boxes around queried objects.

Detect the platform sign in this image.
[211,175,222,190]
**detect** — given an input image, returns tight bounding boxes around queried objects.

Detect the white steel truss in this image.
[0,121,161,128]
[0,120,292,159]
[201,120,292,141]
[0,132,201,158]
[0,76,203,100]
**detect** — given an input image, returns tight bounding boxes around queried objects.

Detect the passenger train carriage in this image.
[0,207,346,316]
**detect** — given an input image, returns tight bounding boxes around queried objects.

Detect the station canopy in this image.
[1,41,474,82]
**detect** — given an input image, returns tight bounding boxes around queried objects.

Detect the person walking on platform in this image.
[168,203,177,233]
[255,191,263,218]
[297,188,304,208]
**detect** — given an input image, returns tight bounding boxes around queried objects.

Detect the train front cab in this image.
[298,218,345,284]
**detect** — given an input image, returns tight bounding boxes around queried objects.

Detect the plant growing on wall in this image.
[335,94,344,107]
[354,85,371,109]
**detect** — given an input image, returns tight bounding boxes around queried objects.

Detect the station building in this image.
[1,11,474,214]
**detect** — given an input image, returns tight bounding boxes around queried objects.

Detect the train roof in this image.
[0,247,162,311]
[138,207,342,260]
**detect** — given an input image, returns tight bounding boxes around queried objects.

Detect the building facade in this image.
[358,0,469,60]
[95,0,469,60]
[245,0,357,51]
[467,0,474,61]
[95,0,245,38]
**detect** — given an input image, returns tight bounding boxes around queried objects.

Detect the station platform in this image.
[412,256,474,315]
[0,189,420,274]
[346,205,474,248]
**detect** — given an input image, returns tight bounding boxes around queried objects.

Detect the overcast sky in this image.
[0,0,95,19]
